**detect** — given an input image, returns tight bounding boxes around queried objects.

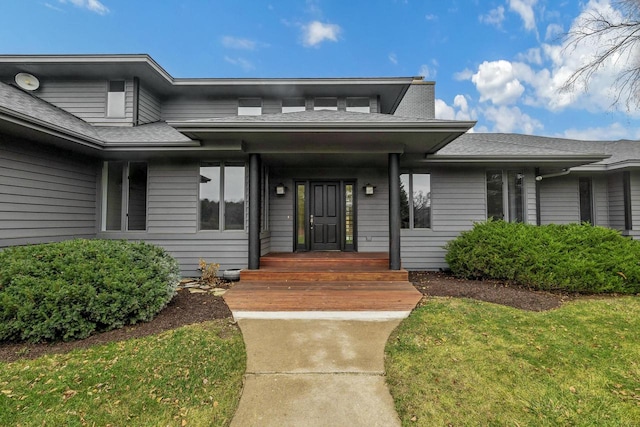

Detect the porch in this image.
[223,252,423,318]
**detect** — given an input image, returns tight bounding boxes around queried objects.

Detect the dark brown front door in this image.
[310,182,341,250]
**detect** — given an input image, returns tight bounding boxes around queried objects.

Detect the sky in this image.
[0,0,638,140]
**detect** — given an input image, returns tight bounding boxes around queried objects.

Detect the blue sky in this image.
[1,0,638,140]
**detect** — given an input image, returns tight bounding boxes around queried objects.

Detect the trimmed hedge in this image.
[0,239,180,343]
[445,220,640,294]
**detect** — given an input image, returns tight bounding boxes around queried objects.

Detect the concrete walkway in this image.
[230,318,403,427]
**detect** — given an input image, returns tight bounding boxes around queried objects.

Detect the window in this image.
[238,98,262,116]
[579,177,593,224]
[282,98,306,113]
[486,170,525,222]
[314,97,338,111]
[107,80,125,118]
[200,163,245,231]
[400,173,431,229]
[103,161,147,231]
[346,97,370,113]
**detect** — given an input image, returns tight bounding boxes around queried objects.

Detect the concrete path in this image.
[230,319,402,427]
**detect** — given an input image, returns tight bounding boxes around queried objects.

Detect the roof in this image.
[176,109,467,125]
[0,54,416,114]
[0,81,193,149]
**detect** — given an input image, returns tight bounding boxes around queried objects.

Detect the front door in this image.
[310,182,341,250]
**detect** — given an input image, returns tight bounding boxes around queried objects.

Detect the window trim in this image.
[313,97,338,111]
[579,177,594,224]
[282,97,306,113]
[401,172,432,229]
[346,97,370,113]
[107,80,126,118]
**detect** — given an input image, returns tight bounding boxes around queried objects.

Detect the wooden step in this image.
[240,269,408,282]
[260,253,389,269]
[224,281,423,312]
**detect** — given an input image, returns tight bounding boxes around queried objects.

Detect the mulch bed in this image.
[410,271,571,311]
[1,272,582,363]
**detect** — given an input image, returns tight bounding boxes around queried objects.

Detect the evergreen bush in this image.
[0,239,180,342]
[445,220,640,294]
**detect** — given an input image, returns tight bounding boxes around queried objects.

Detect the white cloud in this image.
[454,68,474,81]
[221,36,259,50]
[545,23,563,41]
[508,0,537,32]
[561,122,640,141]
[471,60,525,105]
[224,56,255,71]
[479,6,505,27]
[419,64,436,80]
[59,0,109,15]
[516,47,542,65]
[425,14,437,21]
[435,95,476,121]
[483,105,543,133]
[388,53,398,65]
[301,21,341,47]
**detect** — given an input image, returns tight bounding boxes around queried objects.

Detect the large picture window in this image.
[486,170,524,222]
[400,173,431,229]
[103,161,147,231]
[200,163,245,231]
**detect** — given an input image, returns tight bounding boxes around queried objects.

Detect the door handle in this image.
[310,215,314,229]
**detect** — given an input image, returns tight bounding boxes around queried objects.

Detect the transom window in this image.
[282,98,306,113]
[346,97,370,113]
[102,161,147,231]
[400,173,431,229]
[314,97,338,111]
[200,163,245,231]
[238,98,262,116]
[486,170,524,222]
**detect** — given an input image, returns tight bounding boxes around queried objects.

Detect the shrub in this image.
[445,220,640,294]
[0,239,180,343]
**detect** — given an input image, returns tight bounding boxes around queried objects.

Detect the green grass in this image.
[0,320,246,427]
[386,297,640,426]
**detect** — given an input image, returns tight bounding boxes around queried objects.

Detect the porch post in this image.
[388,153,401,270]
[248,153,261,270]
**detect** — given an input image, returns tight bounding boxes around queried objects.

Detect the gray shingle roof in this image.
[436,132,608,158]
[0,81,192,145]
[95,122,192,143]
[0,79,99,140]
[182,109,460,124]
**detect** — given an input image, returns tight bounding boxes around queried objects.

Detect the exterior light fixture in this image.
[364,183,375,195]
[275,183,286,196]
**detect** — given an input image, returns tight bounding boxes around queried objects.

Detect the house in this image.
[0,54,636,276]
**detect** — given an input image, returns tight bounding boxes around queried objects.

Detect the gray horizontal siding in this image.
[0,135,98,247]
[357,169,389,252]
[539,176,579,225]
[161,98,236,121]
[401,168,486,270]
[593,176,609,227]
[138,85,161,124]
[608,172,626,231]
[35,79,134,124]
[97,231,248,276]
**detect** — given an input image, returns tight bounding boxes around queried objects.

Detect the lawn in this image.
[386,297,640,426]
[0,319,245,427]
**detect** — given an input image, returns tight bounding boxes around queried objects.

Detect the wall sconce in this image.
[364,183,375,195]
[275,183,287,196]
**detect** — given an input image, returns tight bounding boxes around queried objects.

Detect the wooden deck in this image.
[224,252,422,313]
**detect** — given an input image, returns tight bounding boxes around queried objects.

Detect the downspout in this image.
[535,168,570,181]
[535,168,541,226]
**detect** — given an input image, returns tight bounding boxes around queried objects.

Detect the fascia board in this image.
[421,155,609,163]
[168,121,476,132]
